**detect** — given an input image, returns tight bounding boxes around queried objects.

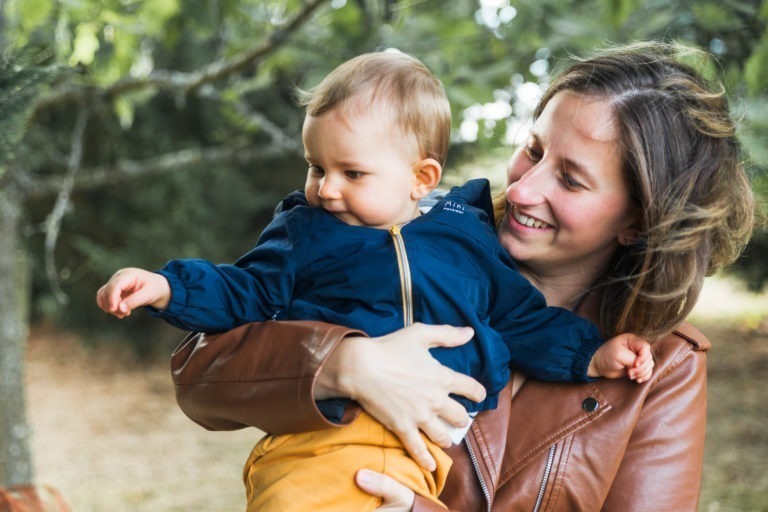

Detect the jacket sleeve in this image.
[601,330,708,511]
[488,257,604,383]
[412,496,456,512]
[171,320,364,433]
[151,213,298,332]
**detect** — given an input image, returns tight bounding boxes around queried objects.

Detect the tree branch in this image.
[233,100,304,154]
[43,106,89,304]
[31,0,330,114]
[23,142,295,199]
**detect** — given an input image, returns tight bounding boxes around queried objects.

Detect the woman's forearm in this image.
[171,320,485,472]
[171,320,364,433]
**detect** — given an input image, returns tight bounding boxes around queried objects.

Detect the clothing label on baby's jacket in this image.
[442,200,466,215]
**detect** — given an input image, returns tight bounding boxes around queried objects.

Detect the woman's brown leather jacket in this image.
[171,320,709,511]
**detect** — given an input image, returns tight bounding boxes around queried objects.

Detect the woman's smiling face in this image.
[498,92,639,279]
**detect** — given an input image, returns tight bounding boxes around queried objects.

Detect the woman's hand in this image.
[317,323,486,471]
[356,470,415,511]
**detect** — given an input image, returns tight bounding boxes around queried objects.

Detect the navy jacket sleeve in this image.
[488,255,604,382]
[150,211,298,333]
[435,179,604,383]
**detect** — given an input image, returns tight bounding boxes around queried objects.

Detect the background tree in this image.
[0,49,61,488]
[0,0,765,486]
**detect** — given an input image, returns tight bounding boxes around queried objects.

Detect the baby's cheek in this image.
[304,186,320,207]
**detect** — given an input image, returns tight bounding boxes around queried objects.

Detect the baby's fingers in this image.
[96,282,125,316]
[629,355,655,383]
[630,365,653,383]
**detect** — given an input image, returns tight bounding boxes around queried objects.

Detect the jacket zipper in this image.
[392,224,496,511]
[465,437,492,512]
[532,444,556,512]
[392,221,555,512]
[389,225,413,326]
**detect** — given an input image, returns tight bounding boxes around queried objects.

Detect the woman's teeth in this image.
[513,207,550,229]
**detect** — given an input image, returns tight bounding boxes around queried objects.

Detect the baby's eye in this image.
[308,164,324,176]
[345,170,364,179]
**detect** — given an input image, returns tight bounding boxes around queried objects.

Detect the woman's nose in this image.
[506,165,548,205]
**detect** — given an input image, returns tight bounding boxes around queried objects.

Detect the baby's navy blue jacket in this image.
[153,179,603,414]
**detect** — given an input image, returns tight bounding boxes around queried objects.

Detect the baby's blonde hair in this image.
[298,51,451,165]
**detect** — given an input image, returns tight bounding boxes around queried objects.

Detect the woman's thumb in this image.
[355,469,414,510]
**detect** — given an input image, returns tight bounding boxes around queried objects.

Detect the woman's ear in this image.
[411,158,442,200]
[618,225,641,246]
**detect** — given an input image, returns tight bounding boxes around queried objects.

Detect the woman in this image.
[171,41,754,510]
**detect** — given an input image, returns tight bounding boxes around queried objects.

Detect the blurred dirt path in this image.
[26,330,261,512]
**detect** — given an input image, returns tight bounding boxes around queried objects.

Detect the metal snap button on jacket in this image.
[582,397,599,413]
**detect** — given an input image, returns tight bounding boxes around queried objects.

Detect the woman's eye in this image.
[524,145,543,161]
[560,170,583,190]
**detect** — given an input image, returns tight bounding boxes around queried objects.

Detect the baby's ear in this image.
[411,158,442,200]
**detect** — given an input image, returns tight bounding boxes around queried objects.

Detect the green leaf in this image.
[14,0,53,32]
[137,0,181,36]
[113,96,135,130]
[607,0,634,27]
[69,23,100,66]
[692,2,744,32]
[745,35,768,96]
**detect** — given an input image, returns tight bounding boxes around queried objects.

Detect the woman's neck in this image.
[517,264,598,311]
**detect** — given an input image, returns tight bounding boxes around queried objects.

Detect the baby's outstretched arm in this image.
[587,334,654,383]
[96,267,171,318]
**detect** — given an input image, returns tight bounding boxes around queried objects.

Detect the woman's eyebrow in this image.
[530,130,598,186]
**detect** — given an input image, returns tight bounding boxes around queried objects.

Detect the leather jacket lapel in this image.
[471,379,613,483]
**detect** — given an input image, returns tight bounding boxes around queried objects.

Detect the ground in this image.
[26,331,260,512]
[24,276,768,512]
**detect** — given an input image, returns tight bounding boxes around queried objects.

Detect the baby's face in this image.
[301,104,423,229]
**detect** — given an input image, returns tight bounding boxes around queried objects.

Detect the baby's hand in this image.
[96,267,171,318]
[588,334,654,383]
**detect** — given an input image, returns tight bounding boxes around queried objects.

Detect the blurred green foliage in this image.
[1,0,766,352]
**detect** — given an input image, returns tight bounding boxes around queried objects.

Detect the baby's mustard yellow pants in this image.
[243,411,451,511]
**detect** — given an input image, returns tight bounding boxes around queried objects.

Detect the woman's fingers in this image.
[356,470,415,512]
[444,368,487,405]
[413,322,475,350]
[413,323,487,404]
[393,429,437,472]
[329,323,486,470]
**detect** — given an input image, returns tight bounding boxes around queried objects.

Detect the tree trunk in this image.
[0,180,33,486]
[0,0,5,52]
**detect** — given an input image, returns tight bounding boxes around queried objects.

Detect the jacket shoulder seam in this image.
[647,338,699,392]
